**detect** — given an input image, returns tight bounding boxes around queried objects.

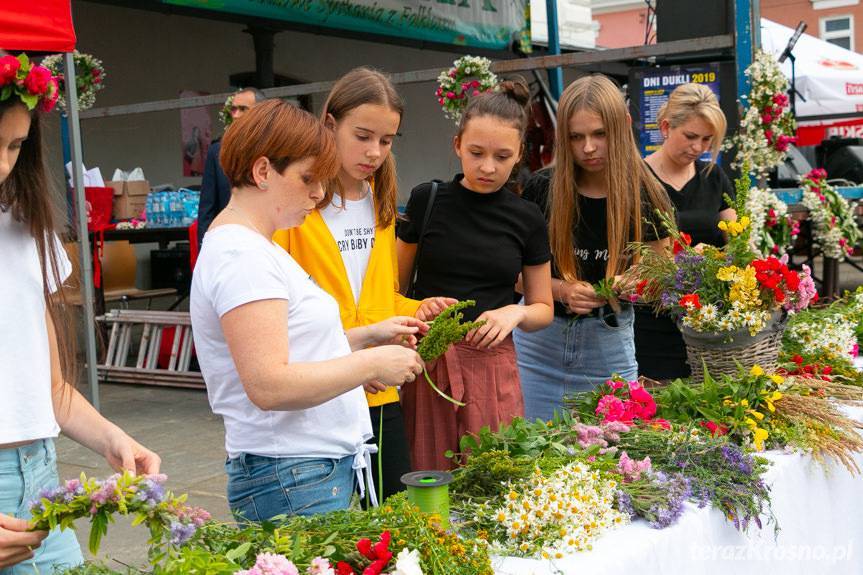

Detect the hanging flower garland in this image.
[724,50,796,178]
[436,56,498,124]
[219,89,243,127]
[799,168,861,261]
[40,51,105,112]
[745,186,799,257]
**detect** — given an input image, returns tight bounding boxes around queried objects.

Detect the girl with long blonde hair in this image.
[513,74,672,422]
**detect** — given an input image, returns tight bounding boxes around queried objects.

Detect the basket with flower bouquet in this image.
[625,171,818,380]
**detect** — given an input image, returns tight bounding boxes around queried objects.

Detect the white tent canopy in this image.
[761,18,863,120]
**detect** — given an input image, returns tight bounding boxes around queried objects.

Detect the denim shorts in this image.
[225,453,356,522]
[513,304,638,422]
[0,439,83,575]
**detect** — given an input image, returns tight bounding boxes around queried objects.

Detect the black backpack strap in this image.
[406,181,438,299]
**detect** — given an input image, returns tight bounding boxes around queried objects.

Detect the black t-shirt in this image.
[522,168,665,316]
[647,159,735,247]
[398,175,551,322]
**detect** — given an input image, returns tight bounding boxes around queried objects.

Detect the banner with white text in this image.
[162,0,528,50]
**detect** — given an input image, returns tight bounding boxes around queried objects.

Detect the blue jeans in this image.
[225,453,356,522]
[513,305,638,422]
[0,439,83,575]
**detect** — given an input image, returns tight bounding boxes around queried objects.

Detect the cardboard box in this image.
[107,180,150,220]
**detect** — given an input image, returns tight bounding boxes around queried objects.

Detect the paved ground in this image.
[49,254,863,570]
[55,383,230,570]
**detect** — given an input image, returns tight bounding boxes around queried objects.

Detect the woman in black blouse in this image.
[636,82,738,380]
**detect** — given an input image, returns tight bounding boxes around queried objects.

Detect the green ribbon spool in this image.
[401,470,453,525]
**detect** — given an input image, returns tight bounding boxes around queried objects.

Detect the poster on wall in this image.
[631,64,721,159]
[160,0,528,51]
[180,90,211,178]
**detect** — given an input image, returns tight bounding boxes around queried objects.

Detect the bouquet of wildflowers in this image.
[783,287,863,362]
[799,168,862,261]
[745,186,799,257]
[27,471,211,554]
[628,173,817,336]
[724,50,796,177]
[472,461,628,559]
[571,376,671,430]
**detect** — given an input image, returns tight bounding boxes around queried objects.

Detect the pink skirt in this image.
[402,336,524,472]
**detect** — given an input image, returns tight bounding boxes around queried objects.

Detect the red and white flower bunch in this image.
[435,56,497,124]
[40,50,105,112]
[0,53,59,113]
[799,168,862,260]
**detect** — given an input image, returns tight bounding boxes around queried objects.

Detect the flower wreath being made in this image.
[0,54,60,113]
[40,51,105,112]
[436,55,498,124]
[799,168,862,261]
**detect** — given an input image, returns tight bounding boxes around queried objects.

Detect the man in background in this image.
[196,87,266,248]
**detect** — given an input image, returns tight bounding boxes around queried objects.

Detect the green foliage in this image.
[416,300,485,362]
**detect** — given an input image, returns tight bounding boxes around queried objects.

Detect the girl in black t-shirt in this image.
[514,74,672,423]
[396,79,554,471]
[637,82,737,381]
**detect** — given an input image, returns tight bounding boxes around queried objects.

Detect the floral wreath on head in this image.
[0,54,60,113]
[799,168,862,261]
[40,51,104,112]
[436,55,498,124]
[219,89,245,128]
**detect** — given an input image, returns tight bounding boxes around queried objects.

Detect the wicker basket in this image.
[680,309,787,381]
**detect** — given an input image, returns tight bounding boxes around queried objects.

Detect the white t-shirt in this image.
[190,224,372,459]
[0,209,70,444]
[319,190,376,305]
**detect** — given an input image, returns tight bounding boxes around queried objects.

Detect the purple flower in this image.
[169,520,197,546]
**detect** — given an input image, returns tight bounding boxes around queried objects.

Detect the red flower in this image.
[679,294,701,309]
[370,541,392,563]
[362,560,388,575]
[629,384,654,404]
[0,55,20,85]
[23,65,52,96]
[635,280,649,295]
[40,77,60,113]
[700,421,729,436]
[337,562,356,575]
[357,538,373,558]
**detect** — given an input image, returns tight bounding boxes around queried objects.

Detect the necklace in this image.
[657,158,692,191]
[226,205,267,239]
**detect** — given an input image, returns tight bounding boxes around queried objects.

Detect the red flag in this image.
[0,0,76,52]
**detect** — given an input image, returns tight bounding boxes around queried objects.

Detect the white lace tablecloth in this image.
[493,404,863,575]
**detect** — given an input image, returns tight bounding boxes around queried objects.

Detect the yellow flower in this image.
[753,427,769,450]
[744,417,758,430]
[740,398,749,408]
[750,365,765,376]
[770,374,784,384]
[746,409,764,420]
[769,391,783,401]
[740,216,750,228]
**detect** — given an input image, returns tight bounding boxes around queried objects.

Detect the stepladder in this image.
[97,309,204,389]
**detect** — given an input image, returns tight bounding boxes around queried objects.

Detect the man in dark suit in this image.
[196,87,266,248]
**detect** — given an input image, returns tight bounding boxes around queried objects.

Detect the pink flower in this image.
[608,378,626,389]
[23,65,52,96]
[628,382,653,404]
[472,91,480,95]
[852,344,859,358]
[472,80,480,88]
[596,395,625,422]
[40,78,60,113]
[446,91,455,99]
[0,55,20,85]
[650,418,671,430]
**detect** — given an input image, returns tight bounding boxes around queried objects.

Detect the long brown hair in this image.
[318,67,403,228]
[549,75,671,281]
[0,98,77,388]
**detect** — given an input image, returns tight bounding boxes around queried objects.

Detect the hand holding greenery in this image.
[415,300,486,406]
